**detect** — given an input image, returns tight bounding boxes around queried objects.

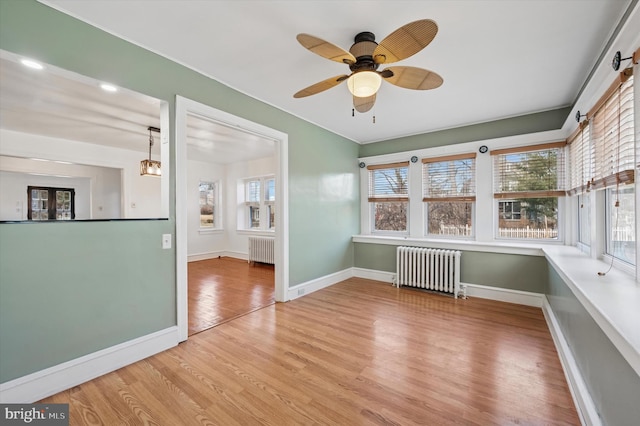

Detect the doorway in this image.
[176,96,289,342]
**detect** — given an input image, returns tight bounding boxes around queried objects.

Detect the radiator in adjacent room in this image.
[248,236,275,265]
[395,246,461,298]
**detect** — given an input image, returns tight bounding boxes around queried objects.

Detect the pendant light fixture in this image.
[140,126,161,176]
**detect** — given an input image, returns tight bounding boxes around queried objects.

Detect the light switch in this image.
[162,234,171,249]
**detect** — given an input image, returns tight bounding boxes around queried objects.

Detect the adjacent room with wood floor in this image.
[188,257,275,335]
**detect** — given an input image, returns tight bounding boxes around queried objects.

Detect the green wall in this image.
[547,266,640,425]
[0,221,175,382]
[354,243,547,293]
[0,0,359,383]
[359,107,571,157]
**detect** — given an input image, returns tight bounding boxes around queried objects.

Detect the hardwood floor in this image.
[41,278,579,425]
[188,257,275,336]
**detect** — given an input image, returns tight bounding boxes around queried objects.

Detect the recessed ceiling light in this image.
[100,83,118,92]
[20,58,44,70]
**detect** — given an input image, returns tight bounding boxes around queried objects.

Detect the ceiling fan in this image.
[293,19,443,113]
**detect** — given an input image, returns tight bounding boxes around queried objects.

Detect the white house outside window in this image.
[492,142,567,240]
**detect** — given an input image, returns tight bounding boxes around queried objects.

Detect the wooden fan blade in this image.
[353,93,376,113]
[294,75,349,98]
[296,34,356,64]
[382,66,443,90]
[373,19,438,64]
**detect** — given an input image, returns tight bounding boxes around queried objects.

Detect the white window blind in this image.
[246,180,260,204]
[590,72,634,189]
[491,142,567,199]
[367,162,409,201]
[567,122,591,195]
[422,153,476,201]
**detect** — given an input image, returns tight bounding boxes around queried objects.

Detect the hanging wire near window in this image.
[598,87,623,277]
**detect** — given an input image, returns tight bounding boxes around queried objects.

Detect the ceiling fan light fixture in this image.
[347,71,382,98]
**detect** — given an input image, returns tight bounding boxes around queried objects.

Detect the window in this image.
[568,120,592,246]
[245,179,261,229]
[578,193,591,246]
[422,153,475,237]
[368,162,409,233]
[492,142,566,240]
[265,178,275,230]
[590,73,634,191]
[28,186,75,221]
[242,176,275,231]
[589,72,635,265]
[199,181,218,228]
[607,186,635,265]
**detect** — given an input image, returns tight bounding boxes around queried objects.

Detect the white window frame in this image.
[422,153,476,239]
[492,142,566,242]
[367,161,410,235]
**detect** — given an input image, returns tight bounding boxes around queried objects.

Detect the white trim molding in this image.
[187,251,247,263]
[352,267,394,283]
[463,283,544,307]
[287,268,353,300]
[542,298,600,426]
[0,327,178,403]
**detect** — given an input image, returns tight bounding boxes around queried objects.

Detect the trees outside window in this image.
[199,181,217,228]
[423,154,475,237]
[368,162,409,232]
[493,143,565,240]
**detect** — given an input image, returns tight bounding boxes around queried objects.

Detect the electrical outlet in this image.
[297,288,305,296]
[162,234,171,249]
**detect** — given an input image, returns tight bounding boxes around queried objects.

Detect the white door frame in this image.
[175,96,289,342]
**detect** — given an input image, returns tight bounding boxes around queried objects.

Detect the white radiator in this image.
[395,246,461,298]
[248,236,275,265]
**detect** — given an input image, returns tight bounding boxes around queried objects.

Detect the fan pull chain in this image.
[352,108,355,117]
[373,115,376,124]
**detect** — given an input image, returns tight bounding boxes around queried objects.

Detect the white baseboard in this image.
[542,298,600,426]
[463,282,544,307]
[352,267,394,283]
[188,251,247,262]
[350,271,544,307]
[287,268,353,300]
[0,326,179,403]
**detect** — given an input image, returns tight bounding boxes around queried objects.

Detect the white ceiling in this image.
[38,0,637,145]
[0,51,163,155]
[0,51,275,164]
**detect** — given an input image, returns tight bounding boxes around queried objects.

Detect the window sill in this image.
[352,234,546,256]
[542,245,640,377]
[237,229,275,236]
[198,228,223,235]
